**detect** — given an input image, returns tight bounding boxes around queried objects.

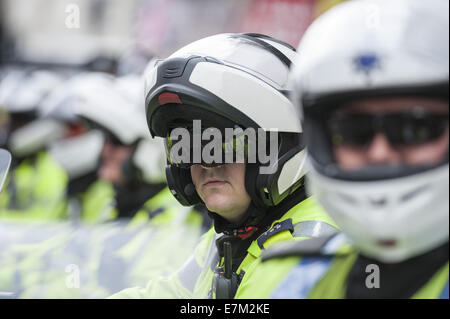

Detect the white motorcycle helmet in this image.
[41,71,166,184]
[38,74,105,180]
[0,67,67,157]
[290,0,449,262]
[144,33,307,221]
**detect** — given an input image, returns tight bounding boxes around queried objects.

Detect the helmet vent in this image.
[164,68,182,77]
[337,192,356,204]
[160,57,192,78]
[401,186,424,202]
[368,197,387,207]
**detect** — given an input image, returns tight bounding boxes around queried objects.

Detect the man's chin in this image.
[205,202,231,214]
[204,196,233,213]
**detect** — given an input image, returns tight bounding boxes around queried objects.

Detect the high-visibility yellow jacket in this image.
[109,196,338,299]
[235,233,449,299]
[0,151,68,220]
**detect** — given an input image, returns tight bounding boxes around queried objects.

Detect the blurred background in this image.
[0,0,345,299]
[1,0,345,65]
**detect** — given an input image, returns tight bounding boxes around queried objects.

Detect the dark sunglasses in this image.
[326,111,448,147]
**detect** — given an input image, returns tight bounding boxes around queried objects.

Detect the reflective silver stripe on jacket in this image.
[176,255,203,292]
[292,221,338,238]
[176,233,219,292]
[207,234,220,271]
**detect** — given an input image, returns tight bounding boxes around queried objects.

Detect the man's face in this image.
[190,163,251,224]
[99,138,133,185]
[331,97,449,170]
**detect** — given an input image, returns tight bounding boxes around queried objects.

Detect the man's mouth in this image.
[376,239,397,247]
[203,178,228,188]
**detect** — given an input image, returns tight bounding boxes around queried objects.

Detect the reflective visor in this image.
[326,111,448,147]
[305,100,449,181]
[164,126,249,168]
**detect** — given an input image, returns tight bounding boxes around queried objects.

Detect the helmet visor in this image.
[306,96,449,180]
[164,125,250,168]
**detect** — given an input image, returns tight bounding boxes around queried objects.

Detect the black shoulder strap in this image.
[257,218,294,249]
[261,234,337,262]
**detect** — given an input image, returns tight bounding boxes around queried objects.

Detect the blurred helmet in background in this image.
[0,67,68,158]
[38,74,104,182]
[41,71,166,186]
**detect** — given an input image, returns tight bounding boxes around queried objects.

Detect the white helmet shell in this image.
[0,68,64,114]
[308,164,449,263]
[133,136,167,184]
[145,33,302,134]
[144,33,307,208]
[291,0,449,99]
[48,129,105,179]
[42,71,167,184]
[292,0,449,262]
[50,72,150,145]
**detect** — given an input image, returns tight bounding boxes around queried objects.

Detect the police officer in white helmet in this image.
[236,0,449,299]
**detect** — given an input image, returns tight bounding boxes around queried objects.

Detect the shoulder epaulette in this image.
[257,219,294,249]
[261,234,338,262]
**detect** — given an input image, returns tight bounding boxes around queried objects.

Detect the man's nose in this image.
[366,132,402,165]
[101,142,114,158]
